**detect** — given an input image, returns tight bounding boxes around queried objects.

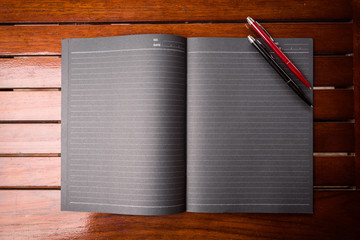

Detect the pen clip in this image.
[256,21,280,47]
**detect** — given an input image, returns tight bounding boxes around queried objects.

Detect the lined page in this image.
[61,34,186,215]
[186,38,313,213]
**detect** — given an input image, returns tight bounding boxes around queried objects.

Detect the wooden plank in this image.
[0,56,352,89]
[0,91,60,121]
[0,124,60,154]
[314,156,355,186]
[0,57,61,89]
[0,90,353,121]
[352,0,360,189]
[314,122,355,152]
[0,157,60,187]
[0,0,352,23]
[0,23,352,55]
[0,190,359,240]
[314,89,354,120]
[0,156,353,187]
[314,56,353,87]
[0,123,354,154]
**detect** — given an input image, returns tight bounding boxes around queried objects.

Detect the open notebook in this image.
[61,34,313,215]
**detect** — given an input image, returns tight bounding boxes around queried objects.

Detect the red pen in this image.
[246,16,311,89]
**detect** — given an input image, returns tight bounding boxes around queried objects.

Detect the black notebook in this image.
[61,34,313,215]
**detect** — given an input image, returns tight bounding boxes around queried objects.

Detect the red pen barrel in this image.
[249,19,311,89]
[286,61,311,88]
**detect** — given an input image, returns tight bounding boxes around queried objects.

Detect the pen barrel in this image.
[287,81,313,107]
[251,22,287,61]
[254,42,290,84]
[250,40,312,107]
[250,21,311,88]
[286,61,310,88]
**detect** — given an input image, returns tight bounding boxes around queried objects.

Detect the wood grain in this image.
[0,23,352,55]
[0,91,60,121]
[0,0,352,23]
[314,56,353,87]
[0,124,60,154]
[314,89,354,120]
[0,156,353,188]
[0,57,61,89]
[0,157,60,187]
[0,56,352,89]
[0,190,359,240]
[314,122,354,152]
[0,89,353,121]
[352,0,360,189]
[314,156,355,186]
[0,123,354,154]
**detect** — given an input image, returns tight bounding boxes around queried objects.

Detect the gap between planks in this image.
[5,20,355,25]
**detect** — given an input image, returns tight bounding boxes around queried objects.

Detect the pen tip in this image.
[246,16,254,25]
[310,105,313,108]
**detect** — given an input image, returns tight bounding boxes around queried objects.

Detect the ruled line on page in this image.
[71,82,186,86]
[71,184,184,191]
[187,175,309,179]
[71,48,185,54]
[69,190,184,196]
[69,109,185,113]
[69,153,185,156]
[71,54,184,60]
[71,70,185,75]
[70,173,184,178]
[188,51,309,54]
[188,165,310,168]
[68,178,185,185]
[188,56,307,60]
[69,196,185,202]
[188,67,310,71]
[188,62,310,65]
[70,163,185,167]
[69,202,185,208]
[69,104,185,107]
[70,137,185,140]
[72,64,184,70]
[71,59,184,64]
[68,182,185,190]
[71,76,185,80]
[188,203,310,206]
[187,181,309,184]
[70,98,185,102]
[69,93,184,97]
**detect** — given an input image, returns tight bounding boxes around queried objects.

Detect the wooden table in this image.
[0,0,359,239]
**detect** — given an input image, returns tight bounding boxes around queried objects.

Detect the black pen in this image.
[247,35,313,107]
